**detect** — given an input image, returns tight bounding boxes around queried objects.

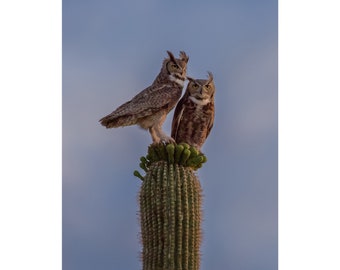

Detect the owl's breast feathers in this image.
[171,97,214,148]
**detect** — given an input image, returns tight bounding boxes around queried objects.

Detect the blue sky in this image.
[63,0,277,269]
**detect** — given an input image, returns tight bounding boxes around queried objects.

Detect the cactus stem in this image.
[136,143,204,270]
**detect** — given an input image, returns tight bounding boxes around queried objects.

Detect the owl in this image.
[171,72,215,150]
[99,51,189,143]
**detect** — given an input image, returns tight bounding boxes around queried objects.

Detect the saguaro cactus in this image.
[134,143,207,270]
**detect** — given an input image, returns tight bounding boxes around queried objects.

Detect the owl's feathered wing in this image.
[100,84,182,128]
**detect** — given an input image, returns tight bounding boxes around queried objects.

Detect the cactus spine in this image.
[135,143,206,270]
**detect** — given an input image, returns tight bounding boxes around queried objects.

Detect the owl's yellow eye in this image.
[172,63,179,69]
[205,84,211,89]
[166,61,181,74]
[192,83,199,89]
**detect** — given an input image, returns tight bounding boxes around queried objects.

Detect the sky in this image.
[63,0,278,269]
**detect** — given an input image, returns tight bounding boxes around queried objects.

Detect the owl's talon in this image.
[159,136,175,144]
[167,137,176,144]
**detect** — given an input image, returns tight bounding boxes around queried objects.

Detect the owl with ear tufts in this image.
[99,51,189,143]
[171,72,215,150]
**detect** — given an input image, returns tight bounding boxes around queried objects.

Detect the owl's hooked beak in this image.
[200,86,209,96]
[179,65,186,77]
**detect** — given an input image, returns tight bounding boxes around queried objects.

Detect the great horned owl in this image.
[171,72,215,150]
[99,51,189,143]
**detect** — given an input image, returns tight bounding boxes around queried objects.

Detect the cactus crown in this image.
[134,143,207,180]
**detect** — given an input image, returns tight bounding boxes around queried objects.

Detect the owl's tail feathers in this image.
[99,115,119,128]
[99,114,136,128]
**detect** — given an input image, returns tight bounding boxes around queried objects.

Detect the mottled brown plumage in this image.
[99,51,189,143]
[171,72,215,150]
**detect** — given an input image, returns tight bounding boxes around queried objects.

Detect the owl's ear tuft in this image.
[166,51,176,62]
[206,71,214,84]
[186,76,195,82]
[179,51,189,63]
